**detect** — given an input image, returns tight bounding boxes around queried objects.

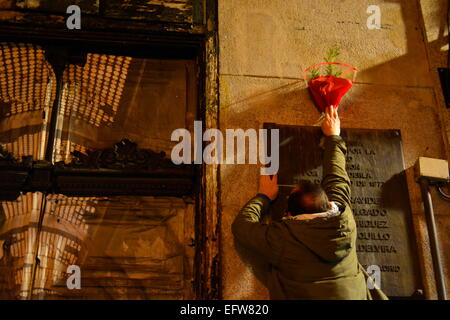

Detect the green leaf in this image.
[325,45,341,77]
[325,45,340,63]
[309,67,320,79]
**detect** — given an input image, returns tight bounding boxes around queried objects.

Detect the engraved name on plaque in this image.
[264,123,421,298]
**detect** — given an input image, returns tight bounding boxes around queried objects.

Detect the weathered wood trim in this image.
[2,0,200,31]
[102,0,194,24]
[0,140,196,200]
[196,0,220,300]
[15,0,100,14]
[192,0,204,26]
[0,10,205,35]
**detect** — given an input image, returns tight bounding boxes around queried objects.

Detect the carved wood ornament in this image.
[0,139,195,200]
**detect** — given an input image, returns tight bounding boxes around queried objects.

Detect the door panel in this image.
[0,46,198,299]
[31,195,195,299]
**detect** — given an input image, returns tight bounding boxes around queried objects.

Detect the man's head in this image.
[287,180,329,215]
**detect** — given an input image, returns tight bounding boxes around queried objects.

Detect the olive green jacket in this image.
[232,135,387,300]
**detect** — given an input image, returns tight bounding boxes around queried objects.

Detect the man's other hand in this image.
[258,174,279,201]
[321,105,341,136]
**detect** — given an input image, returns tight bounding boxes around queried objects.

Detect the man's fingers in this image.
[325,105,332,119]
[332,106,338,119]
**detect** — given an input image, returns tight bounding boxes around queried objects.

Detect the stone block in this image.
[415,157,449,181]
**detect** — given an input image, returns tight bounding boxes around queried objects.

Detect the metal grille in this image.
[0,42,55,159]
[60,54,131,127]
[0,194,98,299]
[0,193,42,298]
[54,53,131,163]
[30,195,97,299]
[0,42,55,115]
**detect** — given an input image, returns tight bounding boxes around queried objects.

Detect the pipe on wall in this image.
[418,178,447,300]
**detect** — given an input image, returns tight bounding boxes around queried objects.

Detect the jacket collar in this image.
[282,201,341,221]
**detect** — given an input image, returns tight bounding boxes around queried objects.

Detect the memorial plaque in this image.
[264,123,421,298]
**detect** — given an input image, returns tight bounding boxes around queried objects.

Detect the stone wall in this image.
[219,0,449,299]
[0,0,448,300]
[0,0,202,33]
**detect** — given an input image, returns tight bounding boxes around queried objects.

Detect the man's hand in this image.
[321,105,341,136]
[258,174,278,201]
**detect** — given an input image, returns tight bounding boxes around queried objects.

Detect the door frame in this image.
[0,0,221,300]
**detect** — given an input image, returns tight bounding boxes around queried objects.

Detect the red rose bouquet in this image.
[303,46,357,123]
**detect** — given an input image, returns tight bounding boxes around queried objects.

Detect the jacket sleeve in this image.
[321,135,351,207]
[231,195,283,264]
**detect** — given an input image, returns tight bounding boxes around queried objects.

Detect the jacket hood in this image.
[281,201,353,262]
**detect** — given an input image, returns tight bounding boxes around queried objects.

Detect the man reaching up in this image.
[232,105,388,300]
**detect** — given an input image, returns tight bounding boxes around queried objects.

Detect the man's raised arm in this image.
[320,106,351,207]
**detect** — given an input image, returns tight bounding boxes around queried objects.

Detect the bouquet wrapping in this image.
[303,62,357,118]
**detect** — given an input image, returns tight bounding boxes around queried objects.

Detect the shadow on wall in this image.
[222,0,449,121]
[360,0,448,87]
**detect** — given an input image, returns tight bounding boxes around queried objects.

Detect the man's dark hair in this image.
[287,180,329,215]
